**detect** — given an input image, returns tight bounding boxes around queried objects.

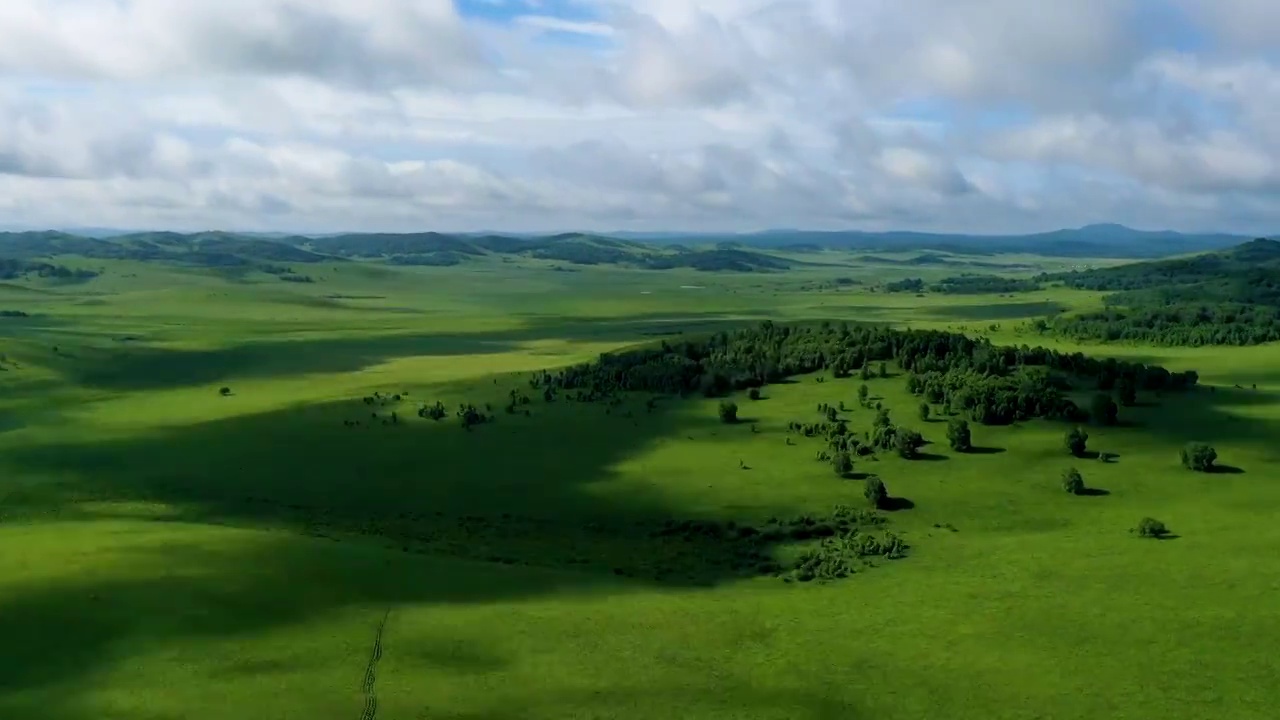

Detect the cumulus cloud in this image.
[0,0,1276,233]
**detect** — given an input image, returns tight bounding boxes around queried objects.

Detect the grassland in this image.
[2,251,1278,720]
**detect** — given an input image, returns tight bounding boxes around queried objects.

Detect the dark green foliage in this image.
[873,407,892,429]
[832,451,853,477]
[885,278,926,293]
[1180,443,1217,472]
[1091,393,1118,426]
[1065,427,1089,457]
[218,386,232,397]
[789,530,908,582]
[860,363,873,381]
[894,428,925,459]
[864,478,889,509]
[718,401,740,424]
[857,384,869,406]
[1117,376,1137,407]
[932,275,1041,294]
[878,362,888,378]
[946,418,972,452]
[0,258,98,280]
[418,401,448,421]
[747,387,761,401]
[1061,467,1085,495]
[918,402,931,422]
[1134,517,1170,538]
[456,403,491,430]
[0,309,30,318]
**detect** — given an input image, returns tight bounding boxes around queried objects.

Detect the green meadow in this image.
[2,253,1278,720]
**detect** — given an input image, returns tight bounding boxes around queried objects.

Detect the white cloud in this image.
[0,0,1277,233]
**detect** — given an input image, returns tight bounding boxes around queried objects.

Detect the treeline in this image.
[1046,304,1280,346]
[884,275,1040,294]
[0,258,97,281]
[528,321,1197,424]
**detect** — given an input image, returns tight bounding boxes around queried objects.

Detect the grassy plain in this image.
[1,252,1278,720]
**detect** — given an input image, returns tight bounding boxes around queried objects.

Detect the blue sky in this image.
[0,0,1277,234]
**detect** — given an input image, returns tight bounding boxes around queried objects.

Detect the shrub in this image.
[747,387,761,401]
[218,386,232,397]
[1134,517,1170,538]
[894,428,925,459]
[831,451,853,477]
[718,400,739,424]
[1091,393,1118,426]
[872,407,891,428]
[1064,426,1089,457]
[857,384,869,406]
[947,418,971,452]
[918,402,931,422]
[1180,442,1217,472]
[1061,467,1085,495]
[864,477,888,508]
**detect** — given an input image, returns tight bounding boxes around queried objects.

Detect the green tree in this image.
[946,418,972,452]
[894,428,925,459]
[832,451,854,477]
[1180,442,1217,472]
[1117,376,1137,407]
[1061,467,1085,495]
[747,387,761,401]
[718,400,739,424]
[877,362,888,378]
[873,407,891,429]
[857,384,869,406]
[1064,426,1089,457]
[1091,393,1118,426]
[864,477,888,509]
[918,402,931,422]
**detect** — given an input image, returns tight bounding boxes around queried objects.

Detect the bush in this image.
[918,402,931,422]
[747,387,761,401]
[718,400,739,424]
[857,384,869,406]
[1061,467,1085,495]
[864,477,888,509]
[873,407,891,428]
[946,418,971,452]
[218,386,232,397]
[1091,393,1118,426]
[832,451,853,477]
[1064,426,1089,457]
[894,428,925,459]
[1134,517,1170,538]
[1180,442,1217,472]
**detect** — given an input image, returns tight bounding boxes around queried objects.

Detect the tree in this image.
[1061,467,1085,495]
[918,402,931,422]
[864,477,888,509]
[1064,426,1089,457]
[218,387,232,397]
[832,451,853,477]
[747,387,761,401]
[857,384,869,406]
[718,400,739,424]
[1180,442,1217,472]
[947,418,972,452]
[877,362,888,378]
[860,363,873,381]
[1117,376,1137,407]
[894,428,925,459]
[1091,393,1118,426]
[873,407,892,429]
[1134,517,1170,539]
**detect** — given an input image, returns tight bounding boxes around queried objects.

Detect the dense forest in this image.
[529,321,1197,427]
[0,257,98,281]
[1041,239,1280,346]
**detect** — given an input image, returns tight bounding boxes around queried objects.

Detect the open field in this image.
[2,252,1279,720]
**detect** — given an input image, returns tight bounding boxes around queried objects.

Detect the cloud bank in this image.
[0,0,1277,234]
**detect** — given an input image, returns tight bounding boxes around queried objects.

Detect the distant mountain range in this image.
[0,225,1272,277]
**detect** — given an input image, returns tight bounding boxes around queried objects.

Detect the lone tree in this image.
[747,387,761,401]
[864,477,888,509]
[947,418,972,452]
[1180,442,1217,472]
[918,402,931,422]
[832,451,854,477]
[1134,517,1170,539]
[857,384,870,407]
[1117,377,1137,407]
[1064,426,1090,458]
[1061,467,1085,495]
[219,386,232,397]
[894,428,925,459]
[718,400,739,424]
[1091,393,1118,426]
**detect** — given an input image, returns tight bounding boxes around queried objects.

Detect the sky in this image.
[0,0,1278,235]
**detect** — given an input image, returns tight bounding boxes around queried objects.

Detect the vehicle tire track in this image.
[359,609,392,720]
